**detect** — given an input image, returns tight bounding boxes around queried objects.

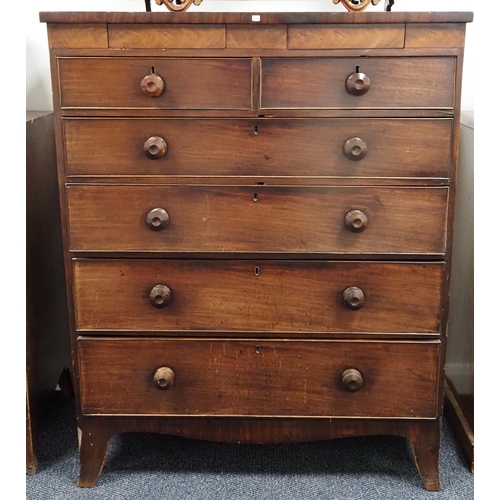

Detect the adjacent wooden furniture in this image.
[26,112,70,474]
[40,11,472,489]
[444,111,474,472]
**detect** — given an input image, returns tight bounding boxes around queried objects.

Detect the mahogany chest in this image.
[40,10,472,490]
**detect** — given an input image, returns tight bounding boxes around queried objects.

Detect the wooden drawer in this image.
[63,118,453,179]
[74,260,444,334]
[78,338,440,418]
[67,185,448,255]
[58,57,253,110]
[260,57,455,109]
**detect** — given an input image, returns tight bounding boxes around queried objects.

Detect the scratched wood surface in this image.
[73,259,444,333]
[79,337,440,418]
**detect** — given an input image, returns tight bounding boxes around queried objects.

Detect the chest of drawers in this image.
[40,10,472,490]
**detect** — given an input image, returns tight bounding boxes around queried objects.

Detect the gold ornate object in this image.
[332,0,382,12]
[155,0,203,13]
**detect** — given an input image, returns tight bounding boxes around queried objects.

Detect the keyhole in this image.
[253,193,258,202]
[254,125,259,135]
[356,65,360,73]
[254,266,260,276]
[255,345,261,354]
[151,66,156,74]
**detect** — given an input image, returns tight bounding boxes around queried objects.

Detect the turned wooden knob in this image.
[346,72,371,96]
[153,367,175,390]
[343,137,368,161]
[149,284,172,308]
[146,208,169,231]
[141,74,165,97]
[343,287,366,310]
[144,136,168,159]
[344,210,368,233]
[342,369,364,392]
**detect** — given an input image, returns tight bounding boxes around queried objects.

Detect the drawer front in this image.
[58,57,253,110]
[64,118,452,178]
[74,260,444,333]
[67,185,448,255]
[261,57,455,109]
[78,338,440,418]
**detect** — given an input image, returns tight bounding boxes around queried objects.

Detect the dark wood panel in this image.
[261,57,455,109]
[67,185,448,255]
[63,118,453,178]
[444,379,474,472]
[79,338,439,418]
[40,12,474,24]
[58,57,253,110]
[289,24,404,49]
[108,24,226,49]
[74,260,444,333]
[26,112,71,474]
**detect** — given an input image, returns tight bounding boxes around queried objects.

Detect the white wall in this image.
[27,0,476,111]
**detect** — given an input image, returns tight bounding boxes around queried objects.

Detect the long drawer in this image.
[63,118,453,178]
[58,57,253,109]
[67,185,448,255]
[261,57,455,109]
[73,260,444,333]
[78,337,440,418]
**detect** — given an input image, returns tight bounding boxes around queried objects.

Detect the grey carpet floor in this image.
[26,393,473,499]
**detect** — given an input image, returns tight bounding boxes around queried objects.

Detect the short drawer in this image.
[261,57,455,109]
[67,185,448,255]
[78,337,440,418]
[63,118,453,179]
[74,260,444,333]
[58,57,252,110]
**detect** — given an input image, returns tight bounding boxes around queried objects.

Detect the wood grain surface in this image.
[40,12,474,24]
[289,24,404,49]
[227,25,287,49]
[405,24,466,48]
[109,24,226,49]
[63,118,453,178]
[78,337,440,418]
[47,23,108,49]
[58,57,253,110]
[73,260,444,333]
[261,57,455,109]
[67,185,448,255]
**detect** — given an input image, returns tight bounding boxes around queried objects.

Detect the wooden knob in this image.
[146,208,169,231]
[153,367,175,390]
[342,369,364,393]
[343,287,365,310]
[346,72,371,96]
[149,284,172,308]
[344,210,368,233]
[141,74,165,97]
[144,137,168,159]
[343,137,368,161]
